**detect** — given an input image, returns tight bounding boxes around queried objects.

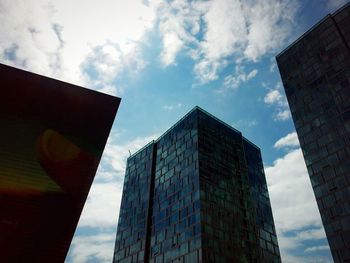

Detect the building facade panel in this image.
[243,140,280,261]
[277,4,350,262]
[114,107,281,262]
[114,143,155,263]
[197,110,258,262]
[150,110,201,263]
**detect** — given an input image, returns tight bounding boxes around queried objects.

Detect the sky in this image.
[1,0,349,262]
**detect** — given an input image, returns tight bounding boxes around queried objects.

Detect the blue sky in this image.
[1,0,349,262]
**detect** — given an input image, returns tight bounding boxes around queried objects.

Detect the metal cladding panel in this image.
[0,63,120,262]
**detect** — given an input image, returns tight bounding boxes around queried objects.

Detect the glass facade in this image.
[150,110,201,263]
[276,3,350,262]
[114,143,155,263]
[114,107,281,262]
[244,140,280,261]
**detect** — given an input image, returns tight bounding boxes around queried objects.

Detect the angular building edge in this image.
[276,2,350,59]
[276,3,350,262]
[114,107,281,262]
[129,106,260,160]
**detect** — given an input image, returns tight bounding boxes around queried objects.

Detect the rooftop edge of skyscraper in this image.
[0,63,121,101]
[128,106,260,159]
[276,1,350,59]
[115,103,280,262]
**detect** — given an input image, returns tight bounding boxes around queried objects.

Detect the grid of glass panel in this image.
[277,4,350,262]
[150,110,202,263]
[113,143,155,263]
[198,114,255,262]
[244,140,280,261]
[114,107,281,262]
[197,110,279,262]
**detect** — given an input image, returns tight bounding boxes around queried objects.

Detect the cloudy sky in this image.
[1,0,349,262]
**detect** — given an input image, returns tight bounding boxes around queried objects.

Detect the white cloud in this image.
[82,43,145,95]
[200,0,247,61]
[221,65,258,91]
[274,132,299,149]
[265,145,330,261]
[0,0,62,74]
[282,254,332,263]
[196,0,297,83]
[270,57,277,72]
[0,0,157,93]
[263,83,291,121]
[193,59,223,83]
[276,227,327,254]
[163,103,183,111]
[156,0,298,84]
[264,89,283,105]
[274,109,291,121]
[52,0,156,87]
[247,69,258,79]
[305,245,330,253]
[242,0,297,61]
[296,228,327,241]
[266,148,321,231]
[157,0,210,66]
[233,119,258,128]
[69,233,116,263]
[1,0,299,89]
[160,32,184,66]
[78,182,121,229]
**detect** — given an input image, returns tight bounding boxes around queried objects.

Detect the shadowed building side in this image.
[276,3,350,262]
[0,63,120,262]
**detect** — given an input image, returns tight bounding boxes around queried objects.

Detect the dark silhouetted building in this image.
[276,3,350,262]
[113,107,280,262]
[0,63,120,262]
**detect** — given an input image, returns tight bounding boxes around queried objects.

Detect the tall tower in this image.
[113,107,280,262]
[276,3,350,262]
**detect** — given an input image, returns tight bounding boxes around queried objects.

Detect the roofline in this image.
[128,140,155,159]
[155,106,201,143]
[194,107,260,150]
[128,106,260,159]
[128,107,201,159]
[276,1,350,58]
[333,1,350,15]
[276,15,330,58]
[242,137,260,151]
[195,106,241,135]
[155,106,252,146]
[0,63,121,101]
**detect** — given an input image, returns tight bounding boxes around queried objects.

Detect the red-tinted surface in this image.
[0,64,120,262]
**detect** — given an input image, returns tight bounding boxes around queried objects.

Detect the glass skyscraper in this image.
[276,3,350,262]
[113,107,280,262]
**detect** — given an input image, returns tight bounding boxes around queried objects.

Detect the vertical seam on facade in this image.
[144,142,157,263]
[330,15,350,145]
[330,14,350,52]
